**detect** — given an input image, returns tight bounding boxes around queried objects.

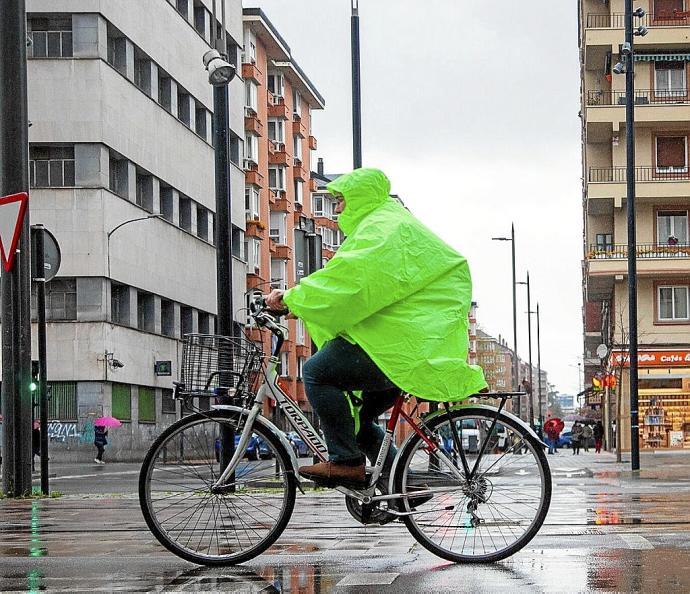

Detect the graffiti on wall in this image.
[47,421,79,442]
[47,407,102,444]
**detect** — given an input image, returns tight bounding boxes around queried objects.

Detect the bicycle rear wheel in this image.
[139,410,296,565]
[394,407,551,563]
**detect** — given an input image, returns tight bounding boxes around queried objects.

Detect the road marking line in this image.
[51,470,141,480]
[619,534,654,549]
[337,573,399,587]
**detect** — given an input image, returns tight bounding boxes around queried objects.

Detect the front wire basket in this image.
[179,334,264,403]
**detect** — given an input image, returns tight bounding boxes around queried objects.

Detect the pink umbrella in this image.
[94,416,122,428]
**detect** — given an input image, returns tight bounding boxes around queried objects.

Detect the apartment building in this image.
[580,0,690,449]
[241,9,325,427]
[25,0,245,460]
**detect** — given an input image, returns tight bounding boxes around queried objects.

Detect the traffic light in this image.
[30,360,39,393]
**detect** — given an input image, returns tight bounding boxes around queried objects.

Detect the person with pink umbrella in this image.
[93,416,121,464]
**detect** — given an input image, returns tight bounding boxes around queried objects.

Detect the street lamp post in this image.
[536,303,543,432]
[106,215,163,279]
[492,224,520,419]
[351,0,362,169]
[613,3,647,472]
[517,273,534,429]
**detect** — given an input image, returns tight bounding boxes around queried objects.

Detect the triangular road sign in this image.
[0,192,29,273]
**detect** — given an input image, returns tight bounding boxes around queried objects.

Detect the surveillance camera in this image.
[635,25,649,36]
[612,62,625,75]
[620,42,631,55]
[111,359,125,369]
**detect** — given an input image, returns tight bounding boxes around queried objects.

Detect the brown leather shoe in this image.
[299,461,366,488]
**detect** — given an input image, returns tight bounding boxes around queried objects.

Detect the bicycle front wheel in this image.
[139,410,296,565]
[394,407,551,563]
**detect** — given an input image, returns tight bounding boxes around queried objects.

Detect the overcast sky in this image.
[245,0,584,396]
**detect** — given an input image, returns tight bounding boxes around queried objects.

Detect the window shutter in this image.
[657,136,687,168]
[655,0,685,16]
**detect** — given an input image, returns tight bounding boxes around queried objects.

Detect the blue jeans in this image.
[303,337,400,466]
[547,437,557,454]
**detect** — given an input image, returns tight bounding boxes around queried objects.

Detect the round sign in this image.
[31,227,61,282]
[596,344,609,360]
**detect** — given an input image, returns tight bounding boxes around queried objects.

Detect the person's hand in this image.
[266,289,286,311]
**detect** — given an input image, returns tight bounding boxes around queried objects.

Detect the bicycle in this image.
[139,294,551,566]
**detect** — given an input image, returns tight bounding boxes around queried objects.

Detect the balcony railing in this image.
[587,242,690,259]
[588,166,690,182]
[587,12,690,28]
[587,89,689,106]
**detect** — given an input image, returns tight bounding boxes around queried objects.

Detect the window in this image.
[136,170,154,211]
[245,238,261,272]
[109,153,129,198]
[48,382,77,421]
[106,26,127,75]
[271,259,288,290]
[596,233,613,251]
[654,1,686,18]
[194,3,208,37]
[312,195,324,216]
[179,195,192,232]
[134,49,152,95]
[197,206,209,240]
[657,210,688,244]
[177,88,191,126]
[30,146,75,187]
[268,167,285,190]
[294,179,303,205]
[245,186,260,219]
[46,278,77,321]
[232,226,244,259]
[655,61,686,98]
[297,357,307,380]
[29,17,72,58]
[160,184,174,222]
[161,299,175,337]
[293,90,301,115]
[137,291,155,332]
[245,80,258,112]
[268,118,285,144]
[181,306,194,336]
[195,102,208,140]
[162,388,176,414]
[245,134,258,164]
[198,312,210,334]
[158,71,173,112]
[279,352,289,377]
[268,73,284,97]
[138,387,156,423]
[270,212,287,243]
[658,285,689,320]
[230,131,242,166]
[176,0,189,19]
[656,136,687,172]
[243,27,257,64]
[293,135,302,163]
[111,283,130,325]
[112,384,131,421]
[296,318,306,345]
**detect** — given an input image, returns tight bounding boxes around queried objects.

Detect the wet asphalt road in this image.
[3,451,690,592]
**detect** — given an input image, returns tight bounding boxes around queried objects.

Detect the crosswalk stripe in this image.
[619,534,654,549]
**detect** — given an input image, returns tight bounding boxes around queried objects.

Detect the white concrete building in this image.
[26,0,245,460]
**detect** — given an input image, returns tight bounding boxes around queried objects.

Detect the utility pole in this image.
[518,273,534,429]
[1,0,33,497]
[351,0,362,169]
[536,303,543,433]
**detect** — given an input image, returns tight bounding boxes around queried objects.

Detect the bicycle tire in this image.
[394,407,551,563]
[139,410,297,565]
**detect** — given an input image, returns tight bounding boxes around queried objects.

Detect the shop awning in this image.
[635,53,690,62]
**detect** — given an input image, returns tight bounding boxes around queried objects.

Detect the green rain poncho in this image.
[283,168,487,402]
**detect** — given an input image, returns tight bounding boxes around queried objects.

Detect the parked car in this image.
[440,419,481,454]
[557,421,574,448]
[219,432,272,460]
[285,431,311,457]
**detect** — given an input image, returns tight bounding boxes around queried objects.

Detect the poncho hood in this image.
[326,168,391,235]
[283,169,487,402]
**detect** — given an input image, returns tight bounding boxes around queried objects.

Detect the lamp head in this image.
[633,7,646,18]
[203,49,236,86]
[634,25,648,36]
[612,62,625,75]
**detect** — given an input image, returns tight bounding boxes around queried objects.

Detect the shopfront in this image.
[611,350,690,449]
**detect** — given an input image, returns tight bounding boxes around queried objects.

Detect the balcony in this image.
[585,89,690,126]
[587,89,689,107]
[269,147,290,166]
[242,62,262,83]
[245,219,266,240]
[274,244,292,260]
[293,164,308,181]
[308,135,317,150]
[308,177,318,192]
[245,168,264,188]
[586,242,690,279]
[586,12,690,29]
[587,166,690,202]
[273,194,291,212]
[267,96,290,119]
[245,114,264,136]
[585,12,690,50]
[292,119,307,138]
[296,344,311,358]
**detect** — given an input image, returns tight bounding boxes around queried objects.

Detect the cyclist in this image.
[266,168,487,487]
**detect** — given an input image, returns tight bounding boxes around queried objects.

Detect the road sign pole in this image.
[0,0,33,497]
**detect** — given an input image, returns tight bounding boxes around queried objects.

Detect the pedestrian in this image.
[571,422,583,455]
[266,168,487,487]
[593,420,604,453]
[544,421,560,455]
[582,423,593,452]
[94,425,108,464]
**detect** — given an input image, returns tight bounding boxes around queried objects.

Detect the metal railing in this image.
[587,89,689,106]
[587,242,690,259]
[588,166,690,182]
[587,12,690,28]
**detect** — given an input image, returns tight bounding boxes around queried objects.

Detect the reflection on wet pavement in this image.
[3,453,690,592]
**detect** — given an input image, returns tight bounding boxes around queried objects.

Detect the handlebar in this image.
[248,293,288,357]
